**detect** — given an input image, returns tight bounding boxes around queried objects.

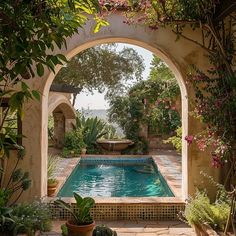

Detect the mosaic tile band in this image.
[49,203,185,221]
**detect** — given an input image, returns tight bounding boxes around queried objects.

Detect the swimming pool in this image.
[57,157,174,198]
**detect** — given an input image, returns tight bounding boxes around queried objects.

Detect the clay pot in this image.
[193,224,219,236]
[81,148,87,155]
[66,220,95,236]
[47,179,59,197]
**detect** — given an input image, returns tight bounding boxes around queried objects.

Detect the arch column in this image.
[53,112,65,149]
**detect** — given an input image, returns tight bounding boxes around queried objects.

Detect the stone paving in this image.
[41,220,196,236]
[151,150,182,198]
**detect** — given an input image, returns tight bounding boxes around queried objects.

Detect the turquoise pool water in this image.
[57,157,174,197]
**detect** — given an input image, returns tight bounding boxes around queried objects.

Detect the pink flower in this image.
[211,153,223,168]
[185,135,194,145]
[155,100,160,106]
[149,25,158,30]
[196,139,207,151]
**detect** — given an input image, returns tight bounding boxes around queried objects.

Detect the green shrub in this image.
[0,202,52,236]
[63,130,85,157]
[164,127,182,153]
[182,190,230,231]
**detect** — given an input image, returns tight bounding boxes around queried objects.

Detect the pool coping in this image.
[52,154,183,204]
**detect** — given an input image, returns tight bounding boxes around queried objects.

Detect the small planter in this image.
[193,224,219,236]
[66,220,95,236]
[47,179,59,197]
[81,148,87,155]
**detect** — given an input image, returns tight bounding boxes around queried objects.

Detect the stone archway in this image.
[21,13,221,201]
[48,92,76,148]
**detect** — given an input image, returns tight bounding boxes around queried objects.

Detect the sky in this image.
[74,43,153,110]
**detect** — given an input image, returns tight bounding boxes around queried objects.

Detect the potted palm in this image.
[55,193,95,236]
[47,155,59,196]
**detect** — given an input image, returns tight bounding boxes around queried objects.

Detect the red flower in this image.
[185,135,194,145]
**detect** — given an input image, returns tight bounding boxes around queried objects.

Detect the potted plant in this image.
[55,192,95,236]
[81,144,87,155]
[180,189,232,236]
[47,155,59,197]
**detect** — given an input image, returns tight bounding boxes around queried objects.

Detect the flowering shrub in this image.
[108,57,181,153]
[185,61,235,173]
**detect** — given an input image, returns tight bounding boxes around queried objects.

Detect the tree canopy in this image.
[149,56,174,81]
[54,44,145,103]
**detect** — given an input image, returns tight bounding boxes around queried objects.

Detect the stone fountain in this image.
[96,139,134,154]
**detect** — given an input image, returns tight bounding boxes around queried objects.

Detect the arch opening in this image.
[48,93,76,149]
[43,38,188,200]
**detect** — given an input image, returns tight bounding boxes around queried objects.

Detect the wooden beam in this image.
[214,0,236,22]
[50,83,82,94]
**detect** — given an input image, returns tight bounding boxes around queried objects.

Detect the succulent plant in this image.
[93,225,117,236]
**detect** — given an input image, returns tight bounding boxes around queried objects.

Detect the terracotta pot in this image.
[47,180,58,197]
[193,224,219,236]
[81,148,87,155]
[66,220,95,236]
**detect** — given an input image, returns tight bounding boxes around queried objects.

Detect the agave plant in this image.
[72,115,117,153]
[47,155,59,180]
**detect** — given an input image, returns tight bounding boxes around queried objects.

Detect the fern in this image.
[183,190,230,231]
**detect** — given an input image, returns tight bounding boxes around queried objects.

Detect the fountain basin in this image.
[97,139,134,154]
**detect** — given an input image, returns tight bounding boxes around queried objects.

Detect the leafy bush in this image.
[181,172,234,232]
[164,127,182,153]
[108,62,181,154]
[62,130,86,157]
[0,202,52,236]
[182,190,230,231]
